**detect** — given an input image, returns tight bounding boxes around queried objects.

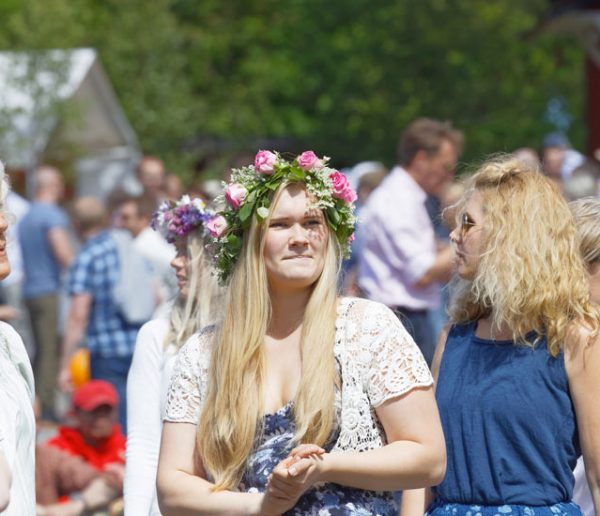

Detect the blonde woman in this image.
[124,196,220,515]
[402,157,600,515]
[570,197,600,516]
[0,161,35,514]
[157,151,445,515]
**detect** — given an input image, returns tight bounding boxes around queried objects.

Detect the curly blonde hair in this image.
[448,155,599,356]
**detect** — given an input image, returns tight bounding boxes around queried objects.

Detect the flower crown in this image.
[207,150,357,283]
[151,195,214,243]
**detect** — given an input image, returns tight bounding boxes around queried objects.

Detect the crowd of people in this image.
[0,117,598,515]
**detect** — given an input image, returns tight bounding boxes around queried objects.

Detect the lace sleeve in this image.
[163,329,213,423]
[364,303,433,407]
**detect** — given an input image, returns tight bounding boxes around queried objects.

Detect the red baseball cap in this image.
[72,380,119,412]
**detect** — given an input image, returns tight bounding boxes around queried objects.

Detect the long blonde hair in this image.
[163,231,222,350]
[448,155,600,356]
[197,182,341,490]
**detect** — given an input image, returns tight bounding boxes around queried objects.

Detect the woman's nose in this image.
[170,255,184,270]
[449,226,459,244]
[289,223,308,245]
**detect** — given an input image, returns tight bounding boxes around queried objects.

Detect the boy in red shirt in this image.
[47,380,125,480]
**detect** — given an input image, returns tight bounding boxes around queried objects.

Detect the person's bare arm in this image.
[400,326,450,516]
[157,422,294,516]
[414,246,454,288]
[47,227,74,269]
[565,323,600,515]
[58,293,91,391]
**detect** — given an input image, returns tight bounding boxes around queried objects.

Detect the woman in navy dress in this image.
[402,156,600,515]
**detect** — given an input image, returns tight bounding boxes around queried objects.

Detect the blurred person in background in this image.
[570,197,600,516]
[163,173,185,202]
[125,195,221,515]
[137,156,166,206]
[0,160,36,514]
[358,118,463,365]
[19,164,74,421]
[341,161,387,295]
[114,194,176,318]
[513,147,540,169]
[541,132,585,184]
[563,159,600,201]
[45,380,125,508]
[59,197,146,433]
[402,157,600,515]
[35,396,121,516]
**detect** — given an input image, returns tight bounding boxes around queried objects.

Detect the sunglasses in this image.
[459,212,477,236]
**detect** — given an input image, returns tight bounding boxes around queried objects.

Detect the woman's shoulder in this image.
[563,319,600,366]
[139,317,170,336]
[176,324,217,362]
[136,318,170,346]
[0,321,29,361]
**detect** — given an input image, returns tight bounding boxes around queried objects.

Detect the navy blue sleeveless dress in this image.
[428,322,582,515]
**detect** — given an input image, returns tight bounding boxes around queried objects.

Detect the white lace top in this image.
[165,297,432,453]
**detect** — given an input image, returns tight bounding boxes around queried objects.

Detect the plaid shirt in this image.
[67,231,141,357]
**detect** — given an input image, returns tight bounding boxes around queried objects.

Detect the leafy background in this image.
[0,0,585,179]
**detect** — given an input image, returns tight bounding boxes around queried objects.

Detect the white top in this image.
[124,318,177,516]
[573,457,594,516]
[165,297,433,457]
[358,166,439,310]
[0,321,35,515]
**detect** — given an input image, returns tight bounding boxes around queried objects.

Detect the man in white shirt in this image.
[114,195,176,317]
[358,118,463,364]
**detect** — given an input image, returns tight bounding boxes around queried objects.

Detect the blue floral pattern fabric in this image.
[239,402,398,516]
[426,499,582,516]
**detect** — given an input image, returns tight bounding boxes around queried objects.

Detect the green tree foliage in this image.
[0,0,585,172]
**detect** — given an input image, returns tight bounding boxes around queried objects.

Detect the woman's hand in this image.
[263,444,327,513]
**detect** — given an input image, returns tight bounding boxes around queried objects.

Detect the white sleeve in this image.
[364,303,434,407]
[124,320,166,516]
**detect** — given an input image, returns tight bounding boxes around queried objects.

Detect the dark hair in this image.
[117,194,157,219]
[398,118,464,167]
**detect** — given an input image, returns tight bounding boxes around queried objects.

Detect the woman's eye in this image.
[269,222,286,228]
[306,219,321,227]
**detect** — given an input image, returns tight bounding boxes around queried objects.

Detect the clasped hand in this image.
[260,443,327,515]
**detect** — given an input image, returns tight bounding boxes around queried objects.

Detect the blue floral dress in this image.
[240,401,398,516]
[164,298,434,515]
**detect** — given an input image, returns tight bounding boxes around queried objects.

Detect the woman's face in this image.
[170,238,189,298]
[450,189,485,280]
[263,184,329,293]
[0,213,10,281]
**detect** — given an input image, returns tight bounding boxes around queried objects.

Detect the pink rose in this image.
[329,171,357,203]
[254,150,278,175]
[206,215,228,238]
[224,183,248,209]
[297,150,323,170]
